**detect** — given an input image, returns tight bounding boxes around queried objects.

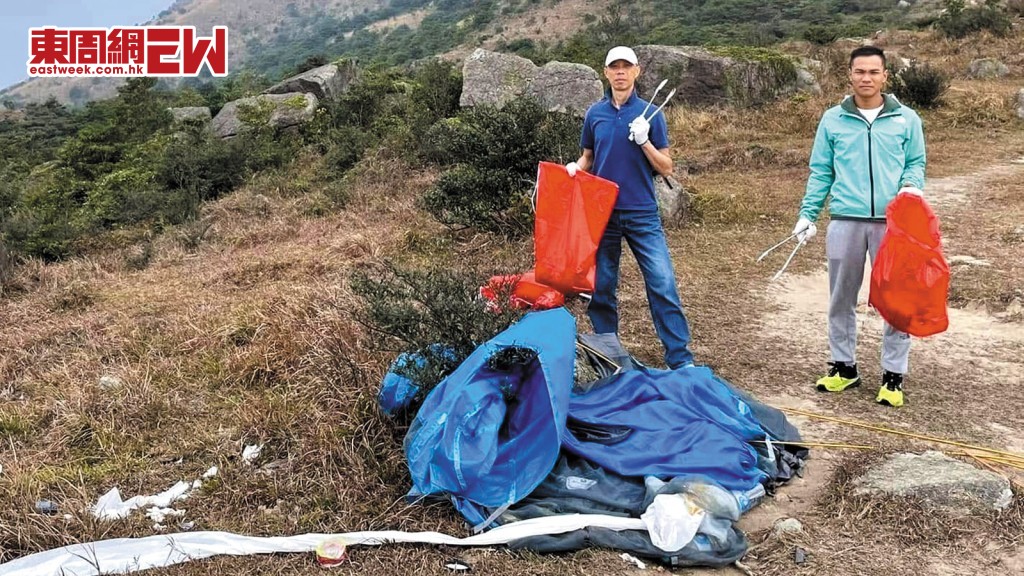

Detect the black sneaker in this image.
[815,361,861,392]
[876,371,905,407]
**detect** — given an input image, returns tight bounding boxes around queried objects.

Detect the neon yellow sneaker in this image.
[876,371,904,407]
[815,361,861,392]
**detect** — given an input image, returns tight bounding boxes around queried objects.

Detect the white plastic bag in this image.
[639,493,705,552]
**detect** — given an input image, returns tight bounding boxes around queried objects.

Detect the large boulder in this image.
[853,451,1013,515]
[656,174,692,228]
[634,45,814,107]
[967,58,1010,79]
[211,93,318,139]
[461,49,602,115]
[526,61,604,115]
[264,61,359,101]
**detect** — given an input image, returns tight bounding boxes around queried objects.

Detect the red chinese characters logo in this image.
[27,26,228,77]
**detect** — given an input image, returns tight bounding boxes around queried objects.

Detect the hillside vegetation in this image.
[2,1,1024,575]
[2,0,949,106]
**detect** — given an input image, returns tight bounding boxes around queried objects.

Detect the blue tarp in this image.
[403,308,576,516]
[562,367,768,492]
[401,307,789,528]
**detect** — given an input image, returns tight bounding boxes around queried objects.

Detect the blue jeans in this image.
[587,208,694,369]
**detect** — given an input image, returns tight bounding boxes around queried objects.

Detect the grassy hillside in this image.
[2,3,1024,574]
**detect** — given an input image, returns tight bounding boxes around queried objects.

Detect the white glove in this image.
[898,186,923,196]
[629,116,650,146]
[792,217,817,243]
[566,161,579,177]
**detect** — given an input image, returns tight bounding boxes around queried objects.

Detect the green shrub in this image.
[85,167,168,228]
[888,62,949,109]
[1,167,86,260]
[157,121,248,205]
[936,0,1011,38]
[350,260,525,396]
[419,98,581,236]
[421,165,529,234]
[802,24,840,45]
[322,126,371,177]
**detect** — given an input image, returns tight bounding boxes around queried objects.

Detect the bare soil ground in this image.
[3,30,1024,576]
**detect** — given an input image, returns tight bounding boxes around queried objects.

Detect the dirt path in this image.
[735,158,1024,573]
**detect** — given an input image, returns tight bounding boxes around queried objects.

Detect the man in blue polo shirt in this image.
[565,46,695,369]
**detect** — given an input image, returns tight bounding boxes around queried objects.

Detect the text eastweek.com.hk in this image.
[26,26,228,78]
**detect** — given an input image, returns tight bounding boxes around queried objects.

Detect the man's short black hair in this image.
[849,46,886,68]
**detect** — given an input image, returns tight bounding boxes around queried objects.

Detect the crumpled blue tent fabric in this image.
[404,308,576,518]
[378,345,457,417]
[402,307,792,530]
[562,367,769,492]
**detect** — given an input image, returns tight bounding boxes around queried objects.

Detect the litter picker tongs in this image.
[628,79,677,142]
[757,231,808,281]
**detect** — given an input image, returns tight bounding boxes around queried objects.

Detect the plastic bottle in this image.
[731,483,766,514]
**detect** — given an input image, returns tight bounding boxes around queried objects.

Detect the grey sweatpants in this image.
[826,220,911,374]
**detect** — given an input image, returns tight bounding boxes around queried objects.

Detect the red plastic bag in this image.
[869,193,950,337]
[513,270,565,310]
[533,161,619,294]
[479,272,565,312]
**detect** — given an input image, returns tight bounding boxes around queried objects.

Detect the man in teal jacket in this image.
[793,46,926,407]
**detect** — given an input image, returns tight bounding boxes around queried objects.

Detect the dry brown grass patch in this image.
[944,172,1024,314]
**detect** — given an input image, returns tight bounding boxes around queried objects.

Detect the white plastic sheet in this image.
[0,514,647,576]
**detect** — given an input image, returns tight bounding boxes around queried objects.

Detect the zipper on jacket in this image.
[867,122,875,218]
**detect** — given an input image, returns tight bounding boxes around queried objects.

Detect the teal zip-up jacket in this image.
[800,93,926,222]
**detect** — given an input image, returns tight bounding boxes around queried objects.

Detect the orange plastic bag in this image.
[869,194,950,337]
[533,161,619,294]
[513,270,566,310]
[479,272,565,312]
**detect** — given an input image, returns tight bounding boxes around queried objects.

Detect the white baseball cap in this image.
[605,46,638,66]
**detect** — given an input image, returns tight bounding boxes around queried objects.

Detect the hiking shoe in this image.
[815,361,861,392]
[876,371,904,407]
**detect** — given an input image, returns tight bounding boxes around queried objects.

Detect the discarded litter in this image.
[793,546,807,564]
[91,465,215,521]
[444,558,471,571]
[146,506,185,524]
[315,537,348,567]
[92,481,193,521]
[242,444,263,464]
[620,552,647,569]
[35,500,58,515]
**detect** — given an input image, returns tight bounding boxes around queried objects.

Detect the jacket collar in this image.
[840,93,902,118]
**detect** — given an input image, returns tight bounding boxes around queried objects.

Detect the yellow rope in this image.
[752,440,875,450]
[959,452,1024,468]
[777,406,1024,463]
[968,455,1024,491]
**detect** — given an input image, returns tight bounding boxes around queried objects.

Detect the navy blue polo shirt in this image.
[581,90,669,210]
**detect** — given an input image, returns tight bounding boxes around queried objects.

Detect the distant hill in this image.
[1,0,943,107]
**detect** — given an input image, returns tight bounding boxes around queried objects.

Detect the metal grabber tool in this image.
[757,232,808,281]
[629,80,677,141]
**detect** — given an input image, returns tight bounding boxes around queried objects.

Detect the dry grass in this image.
[739,449,1024,576]
[4,23,1024,575]
[941,171,1024,315]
